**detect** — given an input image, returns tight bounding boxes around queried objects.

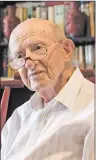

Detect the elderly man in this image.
[1,18,94,160]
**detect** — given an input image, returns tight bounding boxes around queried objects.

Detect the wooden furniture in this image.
[1,78,24,89]
[0,86,10,131]
[81,69,95,83]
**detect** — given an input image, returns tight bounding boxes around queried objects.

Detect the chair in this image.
[81,69,95,83]
[0,86,11,131]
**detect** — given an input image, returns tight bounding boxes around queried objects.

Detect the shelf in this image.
[0,42,8,47]
[81,69,95,83]
[0,78,24,88]
[81,69,95,77]
[0,1,15,7]
[68,36,95,46]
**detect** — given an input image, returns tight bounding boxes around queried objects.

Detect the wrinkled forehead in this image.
[9,18,63,46]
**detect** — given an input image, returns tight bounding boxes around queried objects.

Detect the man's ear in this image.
[61,38,75,61]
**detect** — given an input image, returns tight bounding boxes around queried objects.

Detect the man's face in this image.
[9,20,65,93]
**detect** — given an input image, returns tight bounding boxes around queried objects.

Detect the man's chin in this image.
[30,82,45,92]
[26,79,55,94]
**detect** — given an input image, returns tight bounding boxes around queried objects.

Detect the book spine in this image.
[40,6,48,20]
[32,8,36,18]
[64,4,70,34]
[23,8,27,21]
[88,45,94,69]
[27,7,33,19]
[16,7,23,22]
[54,5,65,33]
[72,47,79,67]
[48,6,54,22]
[89,2,95,37]
[8,63,12,77]
[2,49,8,77]
[78,46,84,69]
[85,45,94,69]
[36,7,41,18]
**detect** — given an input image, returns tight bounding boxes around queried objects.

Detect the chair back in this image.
[0,86,10,131]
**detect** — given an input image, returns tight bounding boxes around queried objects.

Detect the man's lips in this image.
[28,71,44,77]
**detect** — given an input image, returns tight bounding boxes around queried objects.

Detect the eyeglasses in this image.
[9,41,59,70]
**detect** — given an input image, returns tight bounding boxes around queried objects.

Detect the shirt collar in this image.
[55,67,85,111]
[30,68,94,112]
[30,92,56,111]
[29,92,43,110]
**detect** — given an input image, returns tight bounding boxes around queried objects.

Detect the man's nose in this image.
[24,49,35,69]
[25,57,35,69]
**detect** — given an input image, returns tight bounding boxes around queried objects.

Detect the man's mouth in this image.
[28,71,44,78]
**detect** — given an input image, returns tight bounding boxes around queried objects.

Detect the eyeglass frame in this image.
[8,41,61,70]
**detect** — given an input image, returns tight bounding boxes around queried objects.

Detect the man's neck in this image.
[39,87,57,104]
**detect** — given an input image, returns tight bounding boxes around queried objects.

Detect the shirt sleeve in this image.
[1,108,21,159]
[82,126,94,160]
[1,116,11,149]
[1,99,30,159]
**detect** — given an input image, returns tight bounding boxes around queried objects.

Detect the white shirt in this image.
[1,68,94,160]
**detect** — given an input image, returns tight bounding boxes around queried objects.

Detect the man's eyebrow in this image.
[27,40,47,46]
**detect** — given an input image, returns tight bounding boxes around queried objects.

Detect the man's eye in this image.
[17,54,23,59]
[35,45,41,50]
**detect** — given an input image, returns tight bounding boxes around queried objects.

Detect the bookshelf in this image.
[68,36,95,46]
[0,1,95,88]
[1,78,24,88]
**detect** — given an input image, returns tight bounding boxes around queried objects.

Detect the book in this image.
[36,7,41,18]
[2,48,8,77]
[32,8,36,18]
[40,6,48,20]
[16,7,23,22]
[48,6,54,22]
[64,4,70,33]
[11,69,18,78]
[27,7,33,18]
[8,63,12,78]
[89,2,95,37]
[78,46,84,69]
[85,45,94,69]
[54,5,65,33]
[72,47,79,67]
[23,8,27,21]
